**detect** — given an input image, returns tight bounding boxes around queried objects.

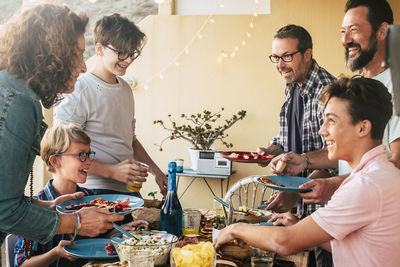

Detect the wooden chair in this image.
[5,234,18,267]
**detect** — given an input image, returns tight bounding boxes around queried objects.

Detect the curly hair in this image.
[0,4,88,108]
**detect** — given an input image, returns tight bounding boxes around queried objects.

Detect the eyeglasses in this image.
[269,50,304,63]
[105,45,140,61]
[54,151,96,162]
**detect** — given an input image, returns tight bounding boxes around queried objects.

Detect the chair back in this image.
[5,234,18,267]
[223,175,269,209]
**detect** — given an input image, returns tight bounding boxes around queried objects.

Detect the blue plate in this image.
[64,238,118,259]
[56,194,144,215]
[257,176,312,193]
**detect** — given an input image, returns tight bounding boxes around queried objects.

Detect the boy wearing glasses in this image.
[14,124,147,267]
[215,77,400,267]
[54,14,168,198]
[256,24,336,266]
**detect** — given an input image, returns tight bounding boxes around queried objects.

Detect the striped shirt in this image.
[270,60,337,215]
[14,180,92,267]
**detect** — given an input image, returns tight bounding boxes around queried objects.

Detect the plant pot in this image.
[188,148,200,171]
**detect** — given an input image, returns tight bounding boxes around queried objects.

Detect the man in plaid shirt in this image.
[257,24,336,267]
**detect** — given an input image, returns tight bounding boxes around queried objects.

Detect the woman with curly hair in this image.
[0,3,124,254]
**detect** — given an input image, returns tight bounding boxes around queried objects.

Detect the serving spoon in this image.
[112,223,139,240]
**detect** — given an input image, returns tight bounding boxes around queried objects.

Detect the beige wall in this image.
[37,0,400,209]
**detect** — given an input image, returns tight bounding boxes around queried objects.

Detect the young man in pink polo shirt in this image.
[214,76,400,267]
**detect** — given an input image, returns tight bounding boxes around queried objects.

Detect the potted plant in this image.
[153,107,246,170]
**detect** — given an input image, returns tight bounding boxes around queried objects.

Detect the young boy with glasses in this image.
[54,14,168,198]
[14,124,147,267]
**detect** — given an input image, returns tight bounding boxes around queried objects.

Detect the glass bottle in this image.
[160,161,183,236]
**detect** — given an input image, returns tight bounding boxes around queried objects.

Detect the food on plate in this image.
[105,242,117,255]
[213,215,226,230]
[176,236,200,248]
[111,231,177,265]
[83,262,127,267]
[200,215,214,238]
[275,159,287,173]
[226,152,271,160]
[172,241,215,267]
[65,197,131,212]
[260,177,285,187]
[238,205,249,212]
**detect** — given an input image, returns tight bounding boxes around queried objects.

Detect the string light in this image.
[217,0,260,62]
[135,0,262,88]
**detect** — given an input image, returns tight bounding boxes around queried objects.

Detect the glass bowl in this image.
[111,230,178,266]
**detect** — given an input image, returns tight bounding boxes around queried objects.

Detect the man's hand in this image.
[271,152,307,176]
[256,147,273,167]
[78,207,125,237]
[268,212,299,226]
[34,192,85,211]
[54,240,79,261]
[256,145,283,167]
[110,159,148,186]
[265,191,299,213]
[298,176,345,204]
[153,171,168,197]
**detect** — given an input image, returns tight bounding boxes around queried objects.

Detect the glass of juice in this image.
[182,209,201,236]
[126,162,150,192]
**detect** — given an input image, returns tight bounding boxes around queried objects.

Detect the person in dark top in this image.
[256,24,336,267]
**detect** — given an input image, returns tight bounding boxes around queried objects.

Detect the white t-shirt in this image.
[339,69,400,175]
[312,145,400,267]
[53,72,136,192]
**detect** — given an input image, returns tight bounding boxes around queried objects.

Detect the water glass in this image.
[128,253,154,267]
[250,247,274,267]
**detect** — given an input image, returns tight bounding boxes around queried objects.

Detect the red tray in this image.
[220,151,274,164]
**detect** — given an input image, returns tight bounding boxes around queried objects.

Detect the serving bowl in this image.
[111,230,178,265]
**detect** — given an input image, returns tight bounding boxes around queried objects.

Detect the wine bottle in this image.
[160,161,183,236]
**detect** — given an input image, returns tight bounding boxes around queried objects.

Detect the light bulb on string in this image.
[144,85,149,90]
[154,0,165,4]
[175,61,180,66]
[185,49,190,54]
[160,73,164,79]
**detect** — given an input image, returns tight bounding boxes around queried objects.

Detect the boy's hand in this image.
[111,159,147,185]
[265,191,299,213]
[54,240,79,261]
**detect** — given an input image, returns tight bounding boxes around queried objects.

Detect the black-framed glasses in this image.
[54,151,96,162]
[269,50,304,63]
[105,45,140,61]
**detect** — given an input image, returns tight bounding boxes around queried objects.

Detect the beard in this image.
[345,33,378,72]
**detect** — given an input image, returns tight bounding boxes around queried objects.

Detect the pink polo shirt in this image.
[311,145,400,267]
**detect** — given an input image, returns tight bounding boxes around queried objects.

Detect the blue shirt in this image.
[287,83,304,155]
[14,179,93,267]
[0,70,59,245]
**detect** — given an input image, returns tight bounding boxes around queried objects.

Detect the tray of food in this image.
[219,151,274,164]
[57,194,144,215]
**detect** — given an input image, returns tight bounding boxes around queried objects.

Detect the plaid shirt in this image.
[270,60,337,216]
[14,180,92,267]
